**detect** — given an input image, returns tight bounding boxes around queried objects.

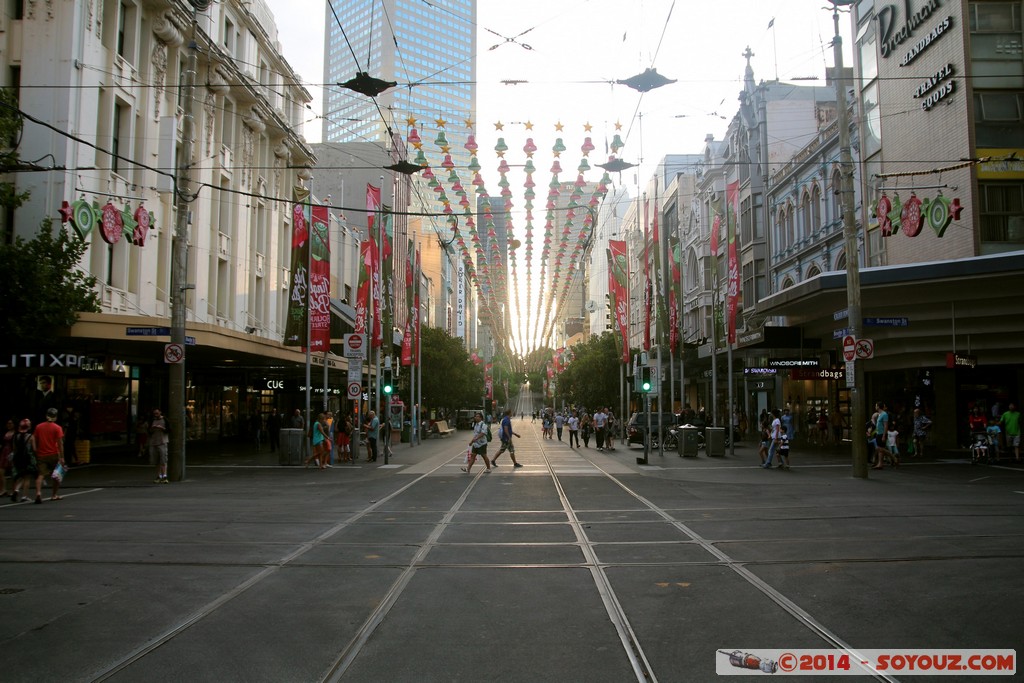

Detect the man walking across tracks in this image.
[491,409,523,468]
[31,408,66,501]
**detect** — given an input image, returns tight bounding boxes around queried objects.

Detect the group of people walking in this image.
[534,407,618,451]
[1,408,67,503]
[302,409,390,469]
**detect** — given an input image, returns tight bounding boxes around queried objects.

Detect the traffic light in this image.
[639,366,652,393]
[382,367,393,395]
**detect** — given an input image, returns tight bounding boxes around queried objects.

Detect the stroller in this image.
[970,427,1000,464]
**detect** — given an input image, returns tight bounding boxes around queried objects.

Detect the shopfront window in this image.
[978,182,1024,252]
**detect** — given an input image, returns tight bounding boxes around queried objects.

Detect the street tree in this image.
[420,327,484,414]
[553,333,621,410]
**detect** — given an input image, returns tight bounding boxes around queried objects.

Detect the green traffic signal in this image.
[383,368,393,395]
[639,366,653,393]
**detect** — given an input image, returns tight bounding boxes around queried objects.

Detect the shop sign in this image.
[914,63,955,110]
[0,353,126,371]
[747,378,775,391]
[946,352,977,369]
[876,0,952,65]
[744,367,778,376]
[977,149,1024,180]
[768,358,820,368]
[791,367,846,381]
[261,379,286,390]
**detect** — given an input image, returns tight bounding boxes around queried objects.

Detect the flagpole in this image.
[304,179,312,460]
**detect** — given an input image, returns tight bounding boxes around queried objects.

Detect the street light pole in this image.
[831,1,868,478]
[169,1,207,482]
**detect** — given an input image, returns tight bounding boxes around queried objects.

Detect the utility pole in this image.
[169,0,209,482]
[831,1,868,478]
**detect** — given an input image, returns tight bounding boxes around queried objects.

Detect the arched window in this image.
[835,251,846,270]
[776,208,786,251]
[830,170,842,224]
[781,276,795,290]
[686,249,699,291]
[786,202,795,249]
[811,184,822,232]
[806,264,821,279]
[800,191,812,242]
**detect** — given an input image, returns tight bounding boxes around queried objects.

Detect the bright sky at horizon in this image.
[264,0,854,354]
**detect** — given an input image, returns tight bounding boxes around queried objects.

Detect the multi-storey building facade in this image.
[0,0,326,446]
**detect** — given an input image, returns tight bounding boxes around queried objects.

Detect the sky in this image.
[263,0,854,353]
[265,0,854,181]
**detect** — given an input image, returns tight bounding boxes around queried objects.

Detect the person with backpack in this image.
[462,411,492,473]
[9,419,35,502]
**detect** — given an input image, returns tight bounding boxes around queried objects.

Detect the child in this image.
[886,426,900,460]
[776,425,791,470]
[758,424,771,465]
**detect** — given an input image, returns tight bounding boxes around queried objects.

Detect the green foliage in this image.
[420,327,484,413]
[554,333,622,409]
[0,220,100,347]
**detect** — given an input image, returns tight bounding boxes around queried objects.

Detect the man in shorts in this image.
[491,408,522,468]
[149,408,170,483]
[1000,403,1021,462]
[31,407,66,501]
[462,411,492,473]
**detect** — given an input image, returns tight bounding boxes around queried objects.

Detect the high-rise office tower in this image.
[322,0,476,170]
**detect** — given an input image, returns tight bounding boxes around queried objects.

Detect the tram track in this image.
[77,418,1018,681]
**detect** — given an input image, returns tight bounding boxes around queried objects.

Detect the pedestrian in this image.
[762,409,782,468]
[817,410,830,445]
[606,410,617,450]
[324,411,335,466]
[462,411,492,473]
[149,408,170,483]
[0,418,15,497]
[365,410,380,462]
[59,405,79,465]
[567,411,580,448]
[382,413,393,460]
[9,419,35,502]
[775,425,791,470]
[580,412,592,448]
[911,408,931,458]
[32,407,66,501]
[555,412,564,441]
[999,402,1021,462]
[251,411,264,452]
[305,412,328,469]
[336,414,353,463]
[267,411,281,452]
[886,424,900,461]
[757,421,771,465]
[830,407,843,444]
[781,408,794,444]
[593,407,608,451]
[491,408,522,468]
[290,408,305,429]
[872,402,896,469]
[542,413,552,439]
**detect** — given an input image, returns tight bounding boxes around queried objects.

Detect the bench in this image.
[432,420,456,438]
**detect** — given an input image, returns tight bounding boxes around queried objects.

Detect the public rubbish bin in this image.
[706,427,725,457]
[279,428,305,465]
[678,427,700,457]
[401,421,412,443]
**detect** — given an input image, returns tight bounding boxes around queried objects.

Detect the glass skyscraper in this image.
[322,0,476,170]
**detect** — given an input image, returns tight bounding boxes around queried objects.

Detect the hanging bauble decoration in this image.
[407,127,422,148]
[464,134,478,154]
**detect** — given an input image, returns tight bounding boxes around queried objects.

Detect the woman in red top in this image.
[968,407,988,434]
[335,415,353,463]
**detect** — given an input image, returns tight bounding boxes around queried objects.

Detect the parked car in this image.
[627,412,680,447]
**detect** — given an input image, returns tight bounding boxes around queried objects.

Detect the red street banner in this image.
[354,238,377,342]
[608,239,630,364]
[643,196,651,351]
[669,235,681,354]
[710,213,721,257]
[283,186,311,347]
[726,180,741,345]
[401,238,415,366]
[366,183,380,241]
[414,246,422,360]
[309,203,331,352]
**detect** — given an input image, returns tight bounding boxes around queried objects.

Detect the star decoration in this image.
[496,148,505,158]
[950,197,964,220]
[583,122,592,132]
[59,200,73,224]
[440,144,452,154]
[435,116,447,128]
[614,120,623,131]
[464,116,474,129]
[494,121,504,130]
[554,121,564,132]
[405,115,417,127]
[524,121,534,130]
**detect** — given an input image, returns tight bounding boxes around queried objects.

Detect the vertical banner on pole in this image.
[284,186,311,347]
[726,180,741,345]
[381,210,394,353]
[643,196,651,351]
[401,238,415,366]
[669,235,681,354]
[309,203,331,352]
[608,240,630,365]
